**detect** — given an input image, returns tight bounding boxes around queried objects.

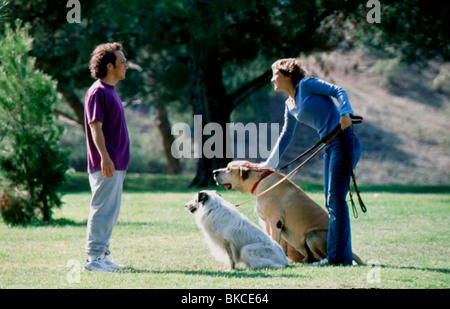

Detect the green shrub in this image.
[0,21,70,225]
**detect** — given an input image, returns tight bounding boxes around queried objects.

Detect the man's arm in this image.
[89,120,115,178]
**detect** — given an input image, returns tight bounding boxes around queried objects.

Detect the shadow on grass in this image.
[377,264,450,275]
[25,218,87,227]
[45,219,187,228]
[347,263,450,275]
[117,265,308,279]
[61,172,196,193]
[117,263,449,278]
[61,172,450,194]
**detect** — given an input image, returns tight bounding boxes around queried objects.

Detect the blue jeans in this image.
[323,127,361,265]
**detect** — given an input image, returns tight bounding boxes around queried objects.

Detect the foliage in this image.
[0,0,7,22]
[349,0,450,62]
[0,20,70,225]
[4,0,449,186]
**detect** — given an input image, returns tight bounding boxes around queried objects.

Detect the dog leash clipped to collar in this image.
[278,115,363,172]
[234,170,274,207]
[250,170,274,194]
[255,126,343,199]
[256,115,367,217]
[234,115,366,213]
[234,125,345,207]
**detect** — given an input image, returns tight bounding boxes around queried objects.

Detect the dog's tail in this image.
[352,252,364,265]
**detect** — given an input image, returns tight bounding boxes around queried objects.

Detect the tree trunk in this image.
[42,199,50,223]
[188,35,233,187]
[57,85,85,126]
[155,100,181,174]
[185,6,335,188]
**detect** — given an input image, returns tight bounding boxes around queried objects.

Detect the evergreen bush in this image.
[0,21,70,225]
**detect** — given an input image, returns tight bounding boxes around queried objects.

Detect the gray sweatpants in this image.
[85,171,126,257]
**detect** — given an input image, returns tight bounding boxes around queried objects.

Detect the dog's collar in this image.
[250,170,274,194]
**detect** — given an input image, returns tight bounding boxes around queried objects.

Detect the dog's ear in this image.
[198,191,209,204]
[239,166,249,181]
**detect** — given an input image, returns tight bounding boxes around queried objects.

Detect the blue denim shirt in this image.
[265,77,354,168]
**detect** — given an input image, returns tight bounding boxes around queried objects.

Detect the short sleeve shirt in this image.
[84,80,130,173]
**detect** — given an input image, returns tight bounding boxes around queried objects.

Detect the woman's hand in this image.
[245,162,271,170]
[339,114,352,131]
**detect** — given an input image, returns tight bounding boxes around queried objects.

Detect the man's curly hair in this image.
[89,42,123,79]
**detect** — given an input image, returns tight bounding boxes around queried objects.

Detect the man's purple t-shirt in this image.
[84,80,130,173]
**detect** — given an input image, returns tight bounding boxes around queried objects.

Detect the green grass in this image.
[0,173,448,289]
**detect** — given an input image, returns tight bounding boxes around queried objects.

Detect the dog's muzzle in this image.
[185,202,198,213]
[212,169,232,190]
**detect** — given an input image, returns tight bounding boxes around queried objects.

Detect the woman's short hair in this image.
[272,58,306,86]
[89,42,123,79]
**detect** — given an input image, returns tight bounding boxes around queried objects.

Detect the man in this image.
[84,42,130,272]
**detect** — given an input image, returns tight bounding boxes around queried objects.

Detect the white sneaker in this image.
[312,258,330,266]
[103,255,126,271]
[311,258,350,266]
[84,254,117,272]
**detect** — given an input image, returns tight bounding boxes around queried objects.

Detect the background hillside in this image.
[264,50,450,185]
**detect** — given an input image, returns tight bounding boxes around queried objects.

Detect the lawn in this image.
[0,173,448,289]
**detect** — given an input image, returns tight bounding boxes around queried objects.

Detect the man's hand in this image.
[89,120,115,178]
[101,156,115,178]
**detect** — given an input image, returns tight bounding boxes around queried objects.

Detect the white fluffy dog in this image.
[185,190,288,270]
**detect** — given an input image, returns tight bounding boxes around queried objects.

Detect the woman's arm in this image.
[262,105,297,169]
[302,78,354,130]
[302,78,354,116]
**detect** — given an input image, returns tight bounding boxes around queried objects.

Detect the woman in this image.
[252,58,361,266]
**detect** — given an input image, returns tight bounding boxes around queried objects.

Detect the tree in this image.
[5,0,353,185]
[6,0,184,174]
[182,0,450,186]
[0,21,70,225]
[6,0,448,186]
[351,0,450,63]
[184,0,351,186]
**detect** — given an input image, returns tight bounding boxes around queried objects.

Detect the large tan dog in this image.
[213,160,363,264]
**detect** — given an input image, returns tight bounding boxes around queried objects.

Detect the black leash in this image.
[278,116,363,172]
[346,119,367,218]
[256,132,339,198]
[270,115,367,218]
[349,167,367,218]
